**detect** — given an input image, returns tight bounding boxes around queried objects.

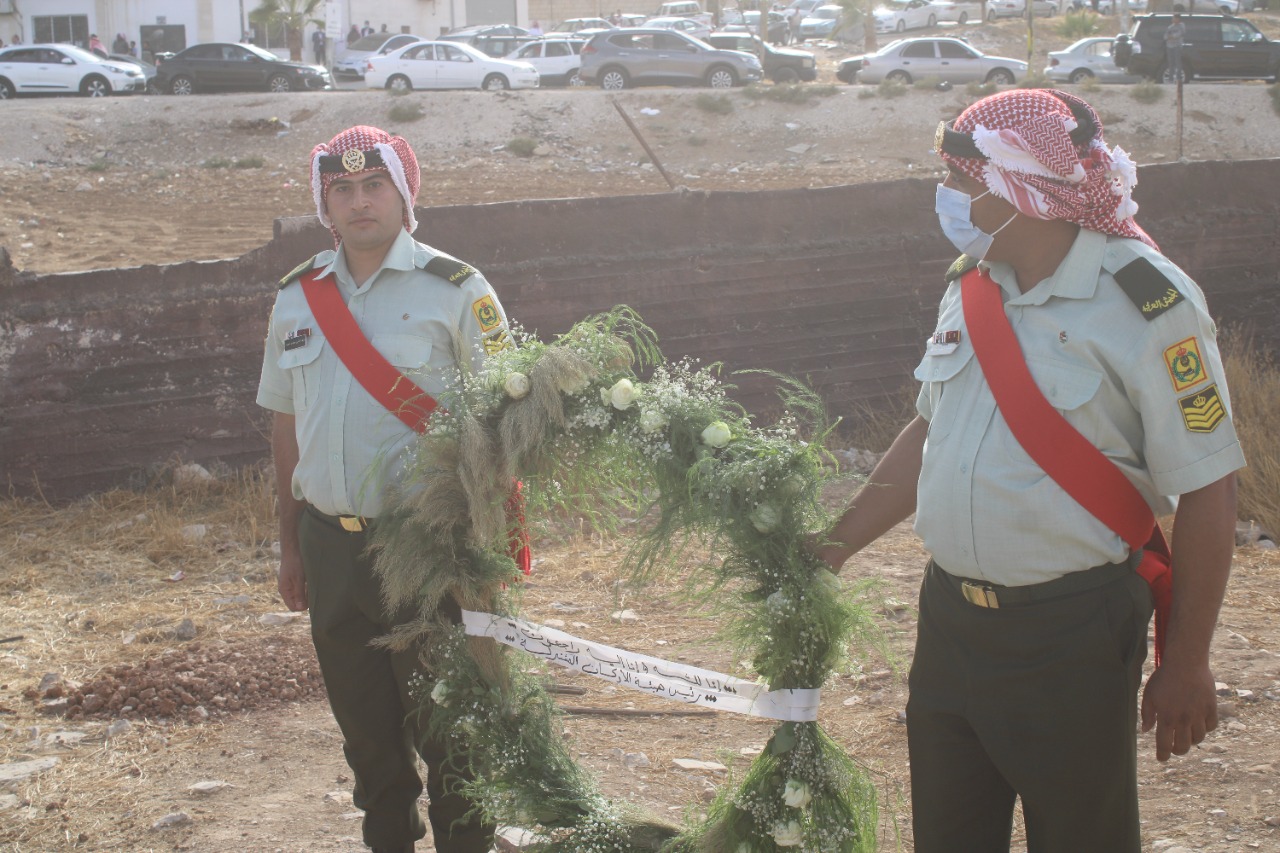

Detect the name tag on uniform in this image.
[926,329,961,356]
[284,328,311,351]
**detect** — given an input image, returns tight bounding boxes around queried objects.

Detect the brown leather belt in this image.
[932,558,1134,609]
[306,504,373,533]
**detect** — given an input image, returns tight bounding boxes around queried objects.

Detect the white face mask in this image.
[935,183,1017,260]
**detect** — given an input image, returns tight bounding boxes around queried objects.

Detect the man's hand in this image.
[277,551,308,612]
[1141,659,1218,762]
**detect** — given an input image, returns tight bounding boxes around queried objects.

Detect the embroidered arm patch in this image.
[1163,336,1210,393]
[472,295,503,334]
[1178,384,1226,433]
[1113,257,1184,320]
[425,255,477,285]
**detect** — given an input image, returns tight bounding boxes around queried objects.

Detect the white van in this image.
[656,1,714,25]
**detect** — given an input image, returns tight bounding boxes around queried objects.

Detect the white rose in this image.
[766,590,790,613]
[609,378,637,411]
[783,779,812,809]
[503,372,530,400]
[772,820,803,847]
[600,386,612,406]
[750,503,780,534]
[639,408,669,434]
[430,681,450,707]
[701,420,732,448]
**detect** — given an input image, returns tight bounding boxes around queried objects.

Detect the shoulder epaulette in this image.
[944,254,978,283]
[422,255,478,286]
[278,255,317,289]
[1111,256,1185,321]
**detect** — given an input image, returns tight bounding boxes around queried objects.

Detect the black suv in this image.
[704,33,818,82]
[1113,14,1280,82]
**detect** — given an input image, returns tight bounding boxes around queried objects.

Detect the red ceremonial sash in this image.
[959,266,1172,666]
[299,268,531,574]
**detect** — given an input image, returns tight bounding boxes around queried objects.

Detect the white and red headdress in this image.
[935,89,1155,248]
[310,125,421,242]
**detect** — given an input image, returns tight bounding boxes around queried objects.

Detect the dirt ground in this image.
[3,15,1280,853]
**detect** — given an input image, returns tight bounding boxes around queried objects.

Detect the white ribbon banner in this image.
[461,610,820,722]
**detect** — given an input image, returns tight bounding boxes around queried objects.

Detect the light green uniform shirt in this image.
[914,229,1245,586]
[256,228,511,517]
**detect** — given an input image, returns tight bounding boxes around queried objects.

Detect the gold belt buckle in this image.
[961,581,1000,609]
[339,515,365,533]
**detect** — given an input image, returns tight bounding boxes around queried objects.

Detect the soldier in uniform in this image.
[816,89,1244,852]
[257,125,510,853]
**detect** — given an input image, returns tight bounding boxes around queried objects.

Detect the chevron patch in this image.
[1178,384,1226,433]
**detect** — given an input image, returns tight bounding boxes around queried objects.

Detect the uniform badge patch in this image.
[424,255,477,285]
[1163,336,1209,393]
[1178,384,1226,433]
[483,331,513,355]
[472,295,503,334]
[1113,257,1185,321]
[284,328,311,351]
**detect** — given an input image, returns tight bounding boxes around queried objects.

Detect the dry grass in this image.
[1222,331,1280,538]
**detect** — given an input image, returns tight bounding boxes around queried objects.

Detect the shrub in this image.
[966,80,996,97]
[1222,332,1280,539]
[694,92,733,114]
[388,101,425,123]
[1016,72,1053,89]
[202,157,232,169]
[86,159,110,173]
[876,78,908,98]
[232,156,264,169]
[913,75,942,90]
[505,137,539,157]
[1078,74,1102,93]
[1129,80,1163,103]
[1057,10,1100,40]
[686,135,709,147]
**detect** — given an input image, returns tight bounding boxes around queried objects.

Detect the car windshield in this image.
[349,35,392,51]
[813,7,840,17]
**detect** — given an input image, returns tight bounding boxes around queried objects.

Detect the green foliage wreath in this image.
[371,309,881,852]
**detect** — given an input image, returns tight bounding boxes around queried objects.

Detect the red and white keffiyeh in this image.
[309,125,421,244]
[941,89,1155,248]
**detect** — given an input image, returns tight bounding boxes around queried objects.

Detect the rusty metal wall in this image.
[2,161,1278,500]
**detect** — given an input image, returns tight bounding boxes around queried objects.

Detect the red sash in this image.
[959,266,1171,666]
[299,269,531,574]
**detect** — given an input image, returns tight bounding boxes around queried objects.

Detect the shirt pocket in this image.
[276,334,326,412]
[374,333,434,371]
[913,345,976,440]
[1025,356,1104,416]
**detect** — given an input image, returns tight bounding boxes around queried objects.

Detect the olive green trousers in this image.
[300,506,494,852]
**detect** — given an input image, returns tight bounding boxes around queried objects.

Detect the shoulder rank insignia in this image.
[278,255,318,289]
[1113,257,1184,321]
[1178,384,1226,433]
[424,255,478,286]
[1163,336,1210,393]
[945,254,978,283]
[472,295,503,334]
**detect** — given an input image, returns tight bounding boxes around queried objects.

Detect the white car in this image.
[0,43,147,98]
[985,0,1056,18]
[333,33,424,79]
[1045,36,1141,82]
[644,16,713,40]
[365,40,539,91]
[799,5,846,39]
[506,38,585,85]
[874,0,950,33]
[932,0,985,24]
[857,36,1026,83]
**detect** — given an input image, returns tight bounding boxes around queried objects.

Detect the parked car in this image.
[579,27,763,88]
[800,5,847,39]
[0,43,147,98]
[106,52,158,93]
[615,13,650,26]
[156,42,332,94]
[654,0,715,25]
[932,0,985,24]
[1113,13,1280,82]
[985,0,1057,18]
[506,37,586,85]
[438,25,539,58]
[720,9,792,44]
[365,40,539,91]
[704,32,818,80]
[852,36,1026,83]
[1045,36,1140,82]
[333,32,424,79]
[645,16,714,40]
[873,0,949,33]
[1094,0,1148,12]
[549,17,616,36]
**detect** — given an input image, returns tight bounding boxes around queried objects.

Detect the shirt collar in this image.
[982,228,1107,306]
[324,228,417,292]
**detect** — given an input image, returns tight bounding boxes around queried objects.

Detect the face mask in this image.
[935,183,1017,260]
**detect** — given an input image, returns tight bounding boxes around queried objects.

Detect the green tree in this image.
[249,0,323,61]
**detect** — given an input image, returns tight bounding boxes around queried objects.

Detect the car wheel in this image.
[81,75,110,97]
[706,65,738,88]
[600,67,629,90]
[268,74,292,93]
[986,68,1015,85]
[1069,68,1093,83]
[387,74,413,93]
[567,70,585,87]
[1219,3,1231,11]
[170,75,195,95]
[896,19,907,32]
[774,66,800,84]
[0,77,13,100]
[959,11,969,23]
[928,14,937,26]
[887,69,912,83]
[145,79,160,95]
[986,7,997,19]
[482,73,510,91]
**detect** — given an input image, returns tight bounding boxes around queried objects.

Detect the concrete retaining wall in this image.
[2,160,1277,500]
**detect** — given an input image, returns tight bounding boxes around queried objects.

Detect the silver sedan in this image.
[856,37,1027,84]
[1045,36,1141,84]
